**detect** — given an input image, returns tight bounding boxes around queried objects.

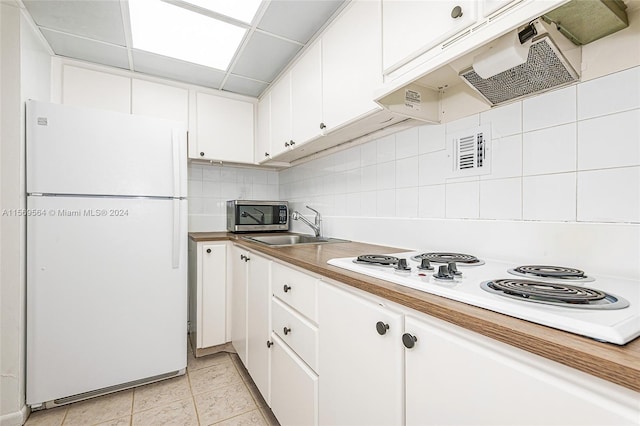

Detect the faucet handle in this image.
[305,205,320,216]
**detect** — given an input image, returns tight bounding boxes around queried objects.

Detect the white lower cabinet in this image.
[404,315,639,426]
[317,281,404,426]
[270,334,319,426]
[246,252,271,401]
[188,240,227,351]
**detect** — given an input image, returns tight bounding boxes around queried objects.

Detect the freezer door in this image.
[26,100,187,198]
[26,196,188,405]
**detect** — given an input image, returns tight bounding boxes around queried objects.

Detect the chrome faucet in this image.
[291,205,322,237]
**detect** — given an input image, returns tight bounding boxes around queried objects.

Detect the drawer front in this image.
[270,335,318,426]
[272,297,318,371]
[272,262,318,322]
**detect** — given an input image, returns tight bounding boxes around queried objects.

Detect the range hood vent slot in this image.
[460,34,579,106]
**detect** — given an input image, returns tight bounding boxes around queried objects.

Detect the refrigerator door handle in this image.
[171,129,181,199]
[171,199,181,269]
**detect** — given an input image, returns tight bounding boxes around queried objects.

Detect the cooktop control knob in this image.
[434,265,454,280]
[448,262,462,276]
[395,258,411,272]
[418,258,433,271]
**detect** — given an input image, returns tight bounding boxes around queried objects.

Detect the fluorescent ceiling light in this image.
[129,0,246,70]
[182,0,262,24]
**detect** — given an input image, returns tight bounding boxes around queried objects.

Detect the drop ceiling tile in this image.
[231,32,301,82]
[23,0,126,46]
[132,50,226,89]
[222,75,268,98]
[41,29,130,70]
[258,0,344,43]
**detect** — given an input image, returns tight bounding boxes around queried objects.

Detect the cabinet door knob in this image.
[240,254,246,260]
[319,122,326,130]
[283,284,291,293]
[402,333,417,349]
[284,141,290,147]
[200,151,205,157]
[245,256,250,262]
[265,152,270,157]
[206,248,211,254]
[290,140,296,146]
[283,327,291,335]
[451,5,463,18]
[267,340,273,348]
[376,321,390,335]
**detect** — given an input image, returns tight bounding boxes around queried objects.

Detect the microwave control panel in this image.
[278,206,288,224]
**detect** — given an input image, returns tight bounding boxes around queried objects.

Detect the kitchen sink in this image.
[242,234,349,246]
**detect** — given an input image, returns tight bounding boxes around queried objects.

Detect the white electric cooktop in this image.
[328,251,640,345]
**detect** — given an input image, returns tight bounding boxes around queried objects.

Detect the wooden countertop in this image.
[190,231,640,393]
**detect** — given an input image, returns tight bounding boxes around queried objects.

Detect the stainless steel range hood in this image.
[459,20,581,106]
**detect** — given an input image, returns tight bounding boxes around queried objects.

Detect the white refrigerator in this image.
[26,100,188,407]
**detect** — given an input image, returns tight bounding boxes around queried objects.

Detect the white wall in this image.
[188,163,279,231]
[281,67,640,279]
[1,3,51,425]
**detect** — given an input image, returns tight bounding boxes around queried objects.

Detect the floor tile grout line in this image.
[186,364,203,426]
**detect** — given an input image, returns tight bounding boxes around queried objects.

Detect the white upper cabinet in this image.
[269,73,293,158]
[194,92,255,163]
[256,93,271,163]
[322,0,382,131]
[291,41,323,145]
[131,79,188,124]
[62,65,130,114]
[482,0,517,17]
[382,0,478,73]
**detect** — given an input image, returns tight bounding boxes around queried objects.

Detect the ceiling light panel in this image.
[128,0,246,70]
[181,0,262,24]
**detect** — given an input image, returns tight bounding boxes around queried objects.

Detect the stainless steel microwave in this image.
[226,200,289,232]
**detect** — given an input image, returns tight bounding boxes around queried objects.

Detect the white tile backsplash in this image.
[479,178,522,220]
[577,167,640,223]
[481,134,522,180]
[577,109,640,171]
[396,187,419,218]
[480,101,522,137]
[377,189,396,217]
[418,151,449,186]
[418,184,446,218]
[446,180,480,219]
[523,85,576,132]
[523,173,576,221]
[396,156,419,188]
[577,66,640,120]
[376,134,396,163]
[523,123,576,176]
[376,161,396,190]
[419,122,446,154]
[395,127,420,159]
[188,163,279,231]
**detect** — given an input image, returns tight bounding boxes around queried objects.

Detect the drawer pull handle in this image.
[283,284,292,293]
[267,340,273,348]
[376,321,389,335]
[283,327,291,335]
[402,333,417,349]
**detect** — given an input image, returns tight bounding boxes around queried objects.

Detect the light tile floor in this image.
[25,343,279,426]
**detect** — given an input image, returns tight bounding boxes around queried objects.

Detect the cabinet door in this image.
[199,244,226,348]
[404,315,638,425]
[230,246,248,366]
[195,92,254,163]
[255,93,271,163]
[62,65,130,113]
[318,282,404,426]
[382,0,478,72]
[291,41,323,145]
[131,79,188,124]
[269,73,292,158]
[322,0,382,131]
[270,335,318,426]
[247,253,271,403]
